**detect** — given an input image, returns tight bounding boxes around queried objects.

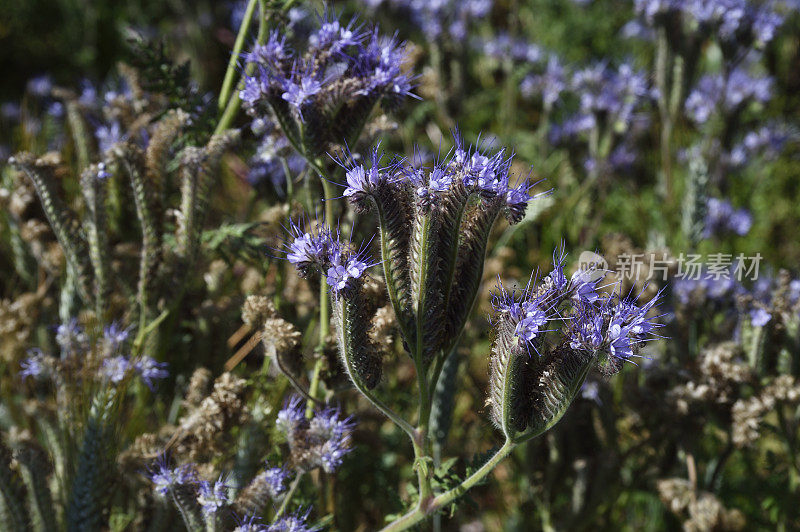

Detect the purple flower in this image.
[703,198,752,238]
[27,75,53,97]
[101,356,131,384]
[267,509,319,532]
[235,515,268,532]
[103,322,130,351]
[749,307,771,327]
[571,268,602,304]
[281,75,323,110]
[149,459,196,496]
[285,222,335,272]
[246,31,289,67]
[343,146,386,201]
[240,12,414,131]
[134,357,169,389]
[309,407,355,473]
[197,476,230,516]
[20,350,47,380]
[515,303,548,343]
[580,380,602,404]
[311,15,362,52]
[686,70,773,124]
[326,257,369,296]
[521,56,565,107]
[276,395,306,436]
[95,121,124,153]
[262,465,291,498]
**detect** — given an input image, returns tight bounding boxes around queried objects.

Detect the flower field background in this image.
[1,0,800,530]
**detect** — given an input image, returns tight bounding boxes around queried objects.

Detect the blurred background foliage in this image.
[3,0,800,530]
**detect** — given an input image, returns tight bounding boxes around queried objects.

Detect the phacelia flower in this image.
[279,396,356,474]
[101,356,132,384]
[240,12,414,156]
[276,395,306,436]
[150,460,197,496]
[134,357,169,389]
[55,318,88,357]
[20,349,48,380]
[703,198,752,238]
[749,307,771,327]
[103,322,130,352]
[197,476,230,516]
[262,465,291,498]
[267,508,319,532]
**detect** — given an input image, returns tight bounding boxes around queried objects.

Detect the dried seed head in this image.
[263,316,303,376]
[184,367,214,408]
[241,295,277,327]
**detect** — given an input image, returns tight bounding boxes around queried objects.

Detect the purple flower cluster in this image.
[19,349,48,380]
[100,355,169,389]
[276,396,356,474]
[247,120,307,195]
[267,509,320,532]
[363,0,492,41]
[197,476,231,516]
[703,198,753,238]
[342,136,536,223]
[521,56,566,108]
[149,460,198,496]
[633,0,787,46]
[672,271,742,306]
[240,13,414,123]
[728,123,791,168]
[285,220,373,297]
[477,33,544,63]
[261,465,291,499]
[492,251,661,364]
[685,69,773,124]
[569,62,654,131]
[492,252,605,351]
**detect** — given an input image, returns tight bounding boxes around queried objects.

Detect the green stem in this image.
[218,0,257,112]
[306,166,336,416]
[275,473,303,520]
[214,0,269,135]
[380,439,516,532]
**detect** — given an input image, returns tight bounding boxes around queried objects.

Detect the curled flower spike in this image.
[283,216,376,298]
[284,219,336,277]
[240,11,415,157]
[278,396,356,473]
[488,252,664,441]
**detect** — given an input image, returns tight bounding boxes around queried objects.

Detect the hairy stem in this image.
[381,439,516,532]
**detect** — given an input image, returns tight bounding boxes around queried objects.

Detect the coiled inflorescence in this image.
[340,134,539,364]
[488,252,663,441]
[276,396,355,474]
[240,12,415,158]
